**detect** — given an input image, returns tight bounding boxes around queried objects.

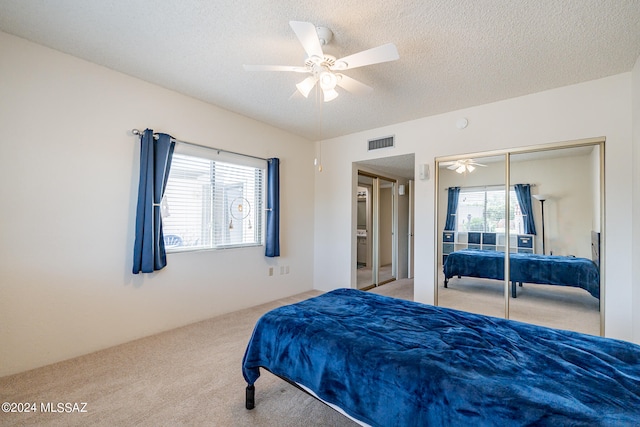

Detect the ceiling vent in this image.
[368,135,395,151]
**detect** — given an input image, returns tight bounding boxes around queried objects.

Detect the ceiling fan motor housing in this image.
[315,26,333,46]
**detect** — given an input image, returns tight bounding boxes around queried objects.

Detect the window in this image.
[161,144,266,252]
[456,188,524,234]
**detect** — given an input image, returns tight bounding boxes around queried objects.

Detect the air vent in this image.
[368,135,394,151]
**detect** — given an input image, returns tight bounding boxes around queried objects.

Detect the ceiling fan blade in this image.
[243,64,308,72]
[468,160,487,167]
[447,164,458,170]
[335,74,373,95]
[332,43,399,70]
[289,21,324,60]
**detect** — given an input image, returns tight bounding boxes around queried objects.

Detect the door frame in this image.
[355,170,398,289]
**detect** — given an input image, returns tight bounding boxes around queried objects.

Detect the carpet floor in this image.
[0,278,598,426]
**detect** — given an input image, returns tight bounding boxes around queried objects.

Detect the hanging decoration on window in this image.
[229,197,252,230]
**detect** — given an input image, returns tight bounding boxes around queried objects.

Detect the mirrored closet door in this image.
[436,154,507,318]
[357,172,397,289]
[507,145,602,335]
[435,138,604,335]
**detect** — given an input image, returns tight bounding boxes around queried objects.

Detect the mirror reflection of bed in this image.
[436,141,602,336]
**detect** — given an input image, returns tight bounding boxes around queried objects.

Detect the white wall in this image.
[314,73,635,342]
[633,55,640,343]
[0,32,315,376]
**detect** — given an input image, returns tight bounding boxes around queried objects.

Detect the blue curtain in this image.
[133,129,175,274]
[265,158,280,257]
[444,187,460,231]
[514,184,537,235]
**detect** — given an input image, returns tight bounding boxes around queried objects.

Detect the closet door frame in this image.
[434,137,605,335]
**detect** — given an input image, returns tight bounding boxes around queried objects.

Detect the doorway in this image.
[354,154,415,290]
[356,172,396,289]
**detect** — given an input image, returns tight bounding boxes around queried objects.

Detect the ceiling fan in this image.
[443,159,487,174]
[243,21,399,102]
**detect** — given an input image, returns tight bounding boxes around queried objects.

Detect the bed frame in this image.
[243,289,639,425]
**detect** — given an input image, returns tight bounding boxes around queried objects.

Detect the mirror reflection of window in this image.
[456,189,523,234]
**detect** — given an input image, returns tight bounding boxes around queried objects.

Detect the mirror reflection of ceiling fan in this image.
[243,21,399,102]
[442,159,487,174]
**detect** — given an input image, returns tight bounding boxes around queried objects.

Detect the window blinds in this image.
[162,152,265,251]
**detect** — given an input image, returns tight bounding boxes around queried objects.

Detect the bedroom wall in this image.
[511,154,594,259]
[0,32,315,376]
[632,55,640,343]
[314,73,635,342]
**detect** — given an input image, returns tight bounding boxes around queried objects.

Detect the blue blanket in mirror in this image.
[243,288,639,426]
[444,249,600,299]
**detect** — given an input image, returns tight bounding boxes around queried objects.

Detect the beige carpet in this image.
[0,286,422,426]
[437,275,600,335]
[0,278,597,426]
[0,290,361,427]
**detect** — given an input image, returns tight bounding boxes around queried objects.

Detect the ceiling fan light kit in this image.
[446,158,487,174]
[322,88,339,102]
[319,71,337,90]
[243,21,399,103]
[296,76,316,98]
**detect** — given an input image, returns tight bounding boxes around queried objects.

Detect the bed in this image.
[443,249,600,299]
[243,288,640,426]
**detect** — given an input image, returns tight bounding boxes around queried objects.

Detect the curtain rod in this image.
[131,129,268,162]
[445,184,536,191]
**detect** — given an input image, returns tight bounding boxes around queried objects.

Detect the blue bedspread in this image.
[444,249,600,299]
[243,289,640,426]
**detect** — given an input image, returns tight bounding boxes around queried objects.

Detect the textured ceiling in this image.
[1,0,639,141]
[358,154,416,180]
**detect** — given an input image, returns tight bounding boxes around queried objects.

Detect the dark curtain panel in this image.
[514,184,537,235]
[444,187,460,231]
[133,129,175,274]
[265,158,280,257]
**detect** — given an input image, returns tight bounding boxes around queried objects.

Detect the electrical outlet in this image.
[285,265,290,274]
[268,267,273,276]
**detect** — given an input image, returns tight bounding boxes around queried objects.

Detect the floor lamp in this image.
[533,194,547,255]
